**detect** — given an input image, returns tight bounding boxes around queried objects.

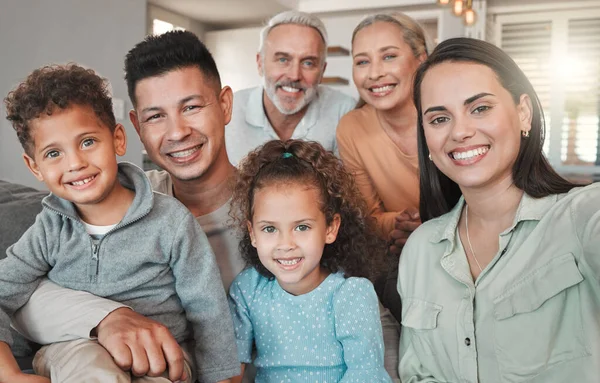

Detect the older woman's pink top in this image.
[337,104,419,240]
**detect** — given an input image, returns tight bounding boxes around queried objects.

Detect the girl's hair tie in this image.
[281,152,294,159]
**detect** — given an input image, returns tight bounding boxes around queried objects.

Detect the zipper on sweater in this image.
[46,199,151,284]
[88,243,99,282]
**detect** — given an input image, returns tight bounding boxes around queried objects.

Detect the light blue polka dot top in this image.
[228,267,392,383]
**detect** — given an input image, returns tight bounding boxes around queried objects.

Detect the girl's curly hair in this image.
[230,139,387,281]
[4,64,116,157]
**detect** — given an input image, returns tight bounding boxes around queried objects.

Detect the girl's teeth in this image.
[278,258,301,266]
[170,146,200,158]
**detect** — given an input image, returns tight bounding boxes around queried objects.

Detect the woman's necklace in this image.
[465,205,484,272]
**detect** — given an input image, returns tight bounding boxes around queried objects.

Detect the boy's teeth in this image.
[371,85,395,93]
[281,86,300,93]
[71,176,95,186]
[278,258,301,266]
[452,146,489,160]
[170,146,200,158]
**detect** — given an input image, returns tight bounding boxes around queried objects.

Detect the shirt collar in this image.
[245,86,270,128]
[429,191,560,244]
[244,85,321,134]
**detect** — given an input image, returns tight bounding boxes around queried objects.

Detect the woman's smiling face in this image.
[352,21,425,111]
[420,61,532,192]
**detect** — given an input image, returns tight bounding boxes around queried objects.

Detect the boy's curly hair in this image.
[231,139,387,281]
[4,64,116,157]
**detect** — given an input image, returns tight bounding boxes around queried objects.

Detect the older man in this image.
[225,11,355,166]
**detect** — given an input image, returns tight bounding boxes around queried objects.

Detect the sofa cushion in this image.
[0,180,46,364]
[0,180,47,259]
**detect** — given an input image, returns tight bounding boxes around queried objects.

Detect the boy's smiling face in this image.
[23,104,127,210]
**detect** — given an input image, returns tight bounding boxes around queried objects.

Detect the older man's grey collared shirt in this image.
[226,85,355,166]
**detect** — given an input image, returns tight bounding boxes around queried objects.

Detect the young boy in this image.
[1,64,239,383]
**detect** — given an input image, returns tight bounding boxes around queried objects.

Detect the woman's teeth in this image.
[451,146,489,160]
[370,85,395,93]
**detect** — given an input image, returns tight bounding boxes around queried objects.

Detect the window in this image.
[495,8,600,176]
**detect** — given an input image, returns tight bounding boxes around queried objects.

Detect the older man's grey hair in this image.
[258,10,328,62]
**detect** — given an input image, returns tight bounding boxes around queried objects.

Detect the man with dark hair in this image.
[11,31,244,382]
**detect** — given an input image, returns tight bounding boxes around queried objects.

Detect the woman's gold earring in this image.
[522,130,530,138]
[428,153,433,161]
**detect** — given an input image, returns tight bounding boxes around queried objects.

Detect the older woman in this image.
[337,13,428,254]
[399,37,600,382]
[336,13,430,326]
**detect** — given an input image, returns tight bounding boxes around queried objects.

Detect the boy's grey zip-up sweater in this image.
[0,162,240,383]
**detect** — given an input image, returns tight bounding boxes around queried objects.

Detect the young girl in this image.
[228,139,392,382]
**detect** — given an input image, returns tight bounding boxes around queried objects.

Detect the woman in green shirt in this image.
[398,37,600,382]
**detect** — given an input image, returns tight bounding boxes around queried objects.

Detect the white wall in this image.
[204,26,264,92]
[0,0,147,188]
[148,4,207,38]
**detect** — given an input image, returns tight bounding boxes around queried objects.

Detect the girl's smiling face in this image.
[248,182,340,296]
[420,61,532,192]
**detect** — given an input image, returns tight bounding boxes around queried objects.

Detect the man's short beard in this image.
[263,77,319,115]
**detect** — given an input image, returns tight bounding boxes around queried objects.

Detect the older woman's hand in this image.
[389,208,421,256]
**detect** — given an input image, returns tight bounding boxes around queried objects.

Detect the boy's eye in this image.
[45,150,60,159]
[354,59,368,66]
[262,226,277,233]
[295,224,310,232]
[146,114,161,122]
[82,138,95,148]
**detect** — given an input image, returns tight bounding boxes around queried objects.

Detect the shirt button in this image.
[465,337,471,346]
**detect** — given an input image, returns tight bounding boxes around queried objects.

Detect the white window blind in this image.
[495,8,600,176]
[500,21,552,155]
[561,17,600,166]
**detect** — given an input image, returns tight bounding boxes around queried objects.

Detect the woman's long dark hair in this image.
[413,38,580,222]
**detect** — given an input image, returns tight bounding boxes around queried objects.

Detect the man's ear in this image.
[112,124,128,156]
[129,109,141,137]
[247,221,257,247]
[219,86,234,125]
[256,52,264,77]
[325,213,341,244]
[23,153,44,182]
